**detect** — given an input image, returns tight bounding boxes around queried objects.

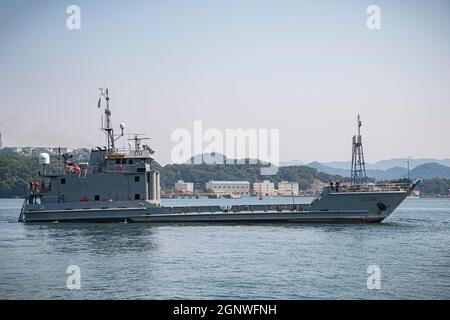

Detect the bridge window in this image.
[134,176,140,182]
[115,159,121,164]
[61,178,66,184]
[94,195,100,201]
[134,194,140,200]
[128,159,134,165]
[121,159,127,164]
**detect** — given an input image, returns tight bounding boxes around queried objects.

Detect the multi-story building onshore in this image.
[205,181,250,196]
[253,180,276,196]
[278,181,299,196]
[174,180,194,194]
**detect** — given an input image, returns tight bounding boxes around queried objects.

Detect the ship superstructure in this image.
[19,89,162,222]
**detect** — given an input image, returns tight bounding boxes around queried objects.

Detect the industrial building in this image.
[205,181,250,196]
[278,181,299,196]
[174,180,194,194]
[253,180,277,196]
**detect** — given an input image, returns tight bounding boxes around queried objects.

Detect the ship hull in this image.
[20,185,414,224]
[21,210,387,224]
[20,201,393,224]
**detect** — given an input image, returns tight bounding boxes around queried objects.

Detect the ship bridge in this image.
[26,89,161,206]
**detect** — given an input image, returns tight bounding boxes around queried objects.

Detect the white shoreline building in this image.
[253,180,276,196]
[205,181,250,196]
[174,180,194,194]
[278,181,299,196]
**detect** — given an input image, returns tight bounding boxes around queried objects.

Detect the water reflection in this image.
[1,198,449,299]
[24,223,160,256]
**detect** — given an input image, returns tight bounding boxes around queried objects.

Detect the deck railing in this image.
[330,182,412,193]
[170,203,312,214]
[29,184,51,194]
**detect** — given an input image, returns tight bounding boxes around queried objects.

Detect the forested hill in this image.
[0,153,43,197]
[0,153,339,197]
[410,163,450,179]
[1,153,449,197]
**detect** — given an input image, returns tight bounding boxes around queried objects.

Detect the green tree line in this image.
[415,178,450,197]
[1,153,449,197]
[0,154,42,197]
[160,163,341,191]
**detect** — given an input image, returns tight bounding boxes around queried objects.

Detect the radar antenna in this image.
[351,114,367,185]
[128,133,151,152]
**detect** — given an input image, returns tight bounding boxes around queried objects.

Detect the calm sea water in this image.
[0,197,449,299]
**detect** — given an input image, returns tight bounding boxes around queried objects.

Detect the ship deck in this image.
[168,203,312,214]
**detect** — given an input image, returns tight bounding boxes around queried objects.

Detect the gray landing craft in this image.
[19,89,419,223]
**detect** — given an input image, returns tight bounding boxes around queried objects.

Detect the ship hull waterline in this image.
[20,187,414,224]
[18,209,401,224]
[21,211,387,224]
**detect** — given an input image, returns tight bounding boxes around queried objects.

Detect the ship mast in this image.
[351,114,367,185]
[99,88,115,151]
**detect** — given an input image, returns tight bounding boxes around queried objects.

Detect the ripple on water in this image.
[0,198,449,299]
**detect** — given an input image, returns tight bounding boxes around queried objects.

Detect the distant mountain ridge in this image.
[306,162,450,181]
[372,158,450,170]
[184,154,450,181]
[410,163,450,179]
[306,162,409,181]
[298,158,450,170]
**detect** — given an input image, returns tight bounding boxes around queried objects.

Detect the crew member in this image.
[335,180,340,192]
[329,180,334,191]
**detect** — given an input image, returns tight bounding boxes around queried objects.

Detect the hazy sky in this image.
[0,0,449,164]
